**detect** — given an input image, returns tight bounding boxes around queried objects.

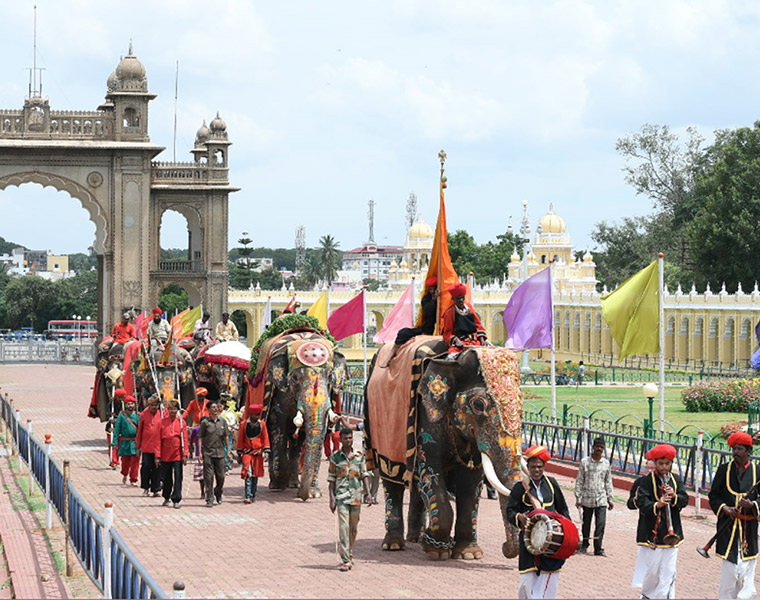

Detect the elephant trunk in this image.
[481,453,512,498]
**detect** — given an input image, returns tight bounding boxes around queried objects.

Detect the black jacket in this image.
[635,471,688,547]
[505,476,571,573]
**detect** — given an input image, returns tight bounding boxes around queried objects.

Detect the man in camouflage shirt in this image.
[328,427,373,571]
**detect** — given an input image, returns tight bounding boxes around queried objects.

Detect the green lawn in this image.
[522,384,745,441]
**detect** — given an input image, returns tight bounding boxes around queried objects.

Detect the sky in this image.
[2,0,760,256]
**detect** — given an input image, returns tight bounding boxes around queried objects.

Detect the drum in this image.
[524,509,579,560]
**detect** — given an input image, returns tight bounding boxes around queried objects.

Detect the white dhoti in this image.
[518,571,560,599]
[718,557,757,600]
[640,546,678,599]
[631,545,647,588]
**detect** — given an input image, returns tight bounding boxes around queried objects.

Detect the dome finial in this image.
[128,40,134,56]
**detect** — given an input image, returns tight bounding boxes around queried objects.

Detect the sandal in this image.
[338,563,351,572]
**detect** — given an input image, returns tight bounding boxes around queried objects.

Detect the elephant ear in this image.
[330,352,348,391]
[268,353,289,392]
[419,358,459,423]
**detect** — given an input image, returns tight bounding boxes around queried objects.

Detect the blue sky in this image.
[2,0,760,256]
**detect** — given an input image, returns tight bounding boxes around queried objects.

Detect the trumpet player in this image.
[635,443,688,599]
[707,431,759,600]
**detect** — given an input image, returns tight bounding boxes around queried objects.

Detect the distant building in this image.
[235,257,274,273]
[0,247,74,280]
[341,243,404,281]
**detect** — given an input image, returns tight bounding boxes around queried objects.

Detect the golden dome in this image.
[407,219,434,240]
[539,203,566,234]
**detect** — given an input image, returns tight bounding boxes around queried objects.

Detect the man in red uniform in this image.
[135,395,163,497]
[155,399,189,509]
[237,404,270,504]
[185,387,210,428]
[441,283,487,355]
[111,313,136,345]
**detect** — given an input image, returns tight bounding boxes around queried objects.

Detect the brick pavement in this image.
[0,364,736,598]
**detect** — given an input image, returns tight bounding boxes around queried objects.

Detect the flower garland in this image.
[248,314,336,377]
[478,347,523,436]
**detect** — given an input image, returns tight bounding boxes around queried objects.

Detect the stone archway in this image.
[0,47,237,334]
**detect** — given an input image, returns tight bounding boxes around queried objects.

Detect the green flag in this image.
[601,260,659,358]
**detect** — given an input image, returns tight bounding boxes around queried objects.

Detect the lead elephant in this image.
[89,338,142,421]
[249,327,347,501]
[365,338,522,560]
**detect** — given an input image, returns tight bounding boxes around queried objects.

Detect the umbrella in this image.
[203,341,251,371]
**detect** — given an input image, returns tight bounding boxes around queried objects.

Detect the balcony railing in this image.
[157,260,201,272]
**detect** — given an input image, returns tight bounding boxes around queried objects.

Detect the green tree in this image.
[362,278,381,292]
[237,232,254,289]
[3,275,56,331]
[53,271,98,321]
[318,235,341,286]
[158,284,189,316]
[0,236,23,255]
[69,249,98,273]
[687,123,760,292]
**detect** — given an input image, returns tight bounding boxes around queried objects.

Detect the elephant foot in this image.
[381,533,405,551]
[420,534,453,560]
[451,543,483,560]
[309,487,322,499]
[424,548,452,561]
[405,529,422,544]
[268,481,288,490]
[289,480,300,489]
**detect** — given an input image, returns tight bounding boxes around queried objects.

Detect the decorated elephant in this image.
[365,337,523,560]
[132,345,196,409]
[247,315,348,501]
[89,337,142,421]
[194,340,250,407]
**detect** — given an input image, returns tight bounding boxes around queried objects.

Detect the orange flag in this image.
[420,161,459,331]
[159,328,174,365]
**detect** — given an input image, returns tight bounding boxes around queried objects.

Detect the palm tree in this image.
[301,255,322,288]
[318,235,341,287]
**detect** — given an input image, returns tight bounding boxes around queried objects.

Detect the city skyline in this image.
[2,1,760,255]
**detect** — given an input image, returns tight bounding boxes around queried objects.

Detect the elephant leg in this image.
[451,466,484,560]
[406,479,425,543]
[381,479,405,551]
[267,426,290,490]
[416,452,454,560]
[287,440,301,489]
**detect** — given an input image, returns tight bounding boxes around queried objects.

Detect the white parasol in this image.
[203,340,251,371]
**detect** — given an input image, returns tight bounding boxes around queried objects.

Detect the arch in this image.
[739,318,753,362]
[678,316,690,362]
[666,316,675,359]
[491,310,506,343]
[229,308,250,340]
[0,171,108,253]
[159,203,203,270]
[707,317,719,362]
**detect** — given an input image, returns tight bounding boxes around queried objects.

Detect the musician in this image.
[628,458,655,590]
[708,431,759,600]
[635,443,688,600]
[506,445,571,599]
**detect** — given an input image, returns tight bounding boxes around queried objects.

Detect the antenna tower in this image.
[295,226,306,272]
[367,199,376,244]
[27,5,45,98]
[405,192,417,231]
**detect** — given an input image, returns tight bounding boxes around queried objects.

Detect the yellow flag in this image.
[173,305,202,338]
[601,260,659,358]
[307,291,328,329]
[160,328,174,365]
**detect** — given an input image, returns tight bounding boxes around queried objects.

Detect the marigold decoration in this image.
[476,347,523,476]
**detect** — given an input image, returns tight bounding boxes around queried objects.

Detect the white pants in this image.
[640,546,678,599]
[518,571,559,599]
[719,557,757,600]
[631,546,647,588]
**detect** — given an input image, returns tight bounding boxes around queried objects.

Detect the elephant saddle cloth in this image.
[366,336,447,485]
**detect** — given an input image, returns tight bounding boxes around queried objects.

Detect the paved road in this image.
[0,364,731,598]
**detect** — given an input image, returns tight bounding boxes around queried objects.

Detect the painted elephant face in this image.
[212,364,244,404]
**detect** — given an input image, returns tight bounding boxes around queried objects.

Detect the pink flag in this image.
[373,282,414,344]
[504,266,553,349]
[133,310,149,341]
[328,291,365,341]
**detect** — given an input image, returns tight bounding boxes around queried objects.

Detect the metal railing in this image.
[0,393,167,599]
[0,340,96,363]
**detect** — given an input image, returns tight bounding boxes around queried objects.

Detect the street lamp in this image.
[72,314,81,345]
[643,382,658,440]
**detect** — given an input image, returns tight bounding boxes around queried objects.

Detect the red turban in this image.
[645,444,677,461]
[728,431,753,447]
[195,387,208,397]
[114,389,128,397]
[524,445,551,463]
[124,395,136,403]
[448,283,467,298]
[248,404,263,416]
[425,276,438,287]
[152,307,163,316]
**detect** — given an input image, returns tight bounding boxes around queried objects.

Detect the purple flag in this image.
[504,267,553,349]
[752,319,760,369]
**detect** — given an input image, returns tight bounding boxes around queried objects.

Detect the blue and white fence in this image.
[0,393,170,599]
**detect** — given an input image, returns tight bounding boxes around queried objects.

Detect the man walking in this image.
[135,395,163,497]
[155,399,188,509]
[112,395,140,486]
[708,431,760,600]
[237,404,269,503]
[199,401,229,507]
[328,427,373,571]
[574,437,614,556]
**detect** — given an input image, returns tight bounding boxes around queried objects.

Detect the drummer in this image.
[506,445,572,599]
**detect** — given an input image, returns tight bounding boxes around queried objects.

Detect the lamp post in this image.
[518,200,542,374]
[643,382,658,441]
[72,315,81,345]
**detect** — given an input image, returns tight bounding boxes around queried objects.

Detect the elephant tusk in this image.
[520,456,529,478]
[327,408,339,424]
[293,410,304,429]
[481,453,512,498]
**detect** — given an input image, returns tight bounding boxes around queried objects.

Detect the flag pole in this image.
[658,252,665,438]
[549,263,556,420]
[410,277,416,326]
[362,288,367,382]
